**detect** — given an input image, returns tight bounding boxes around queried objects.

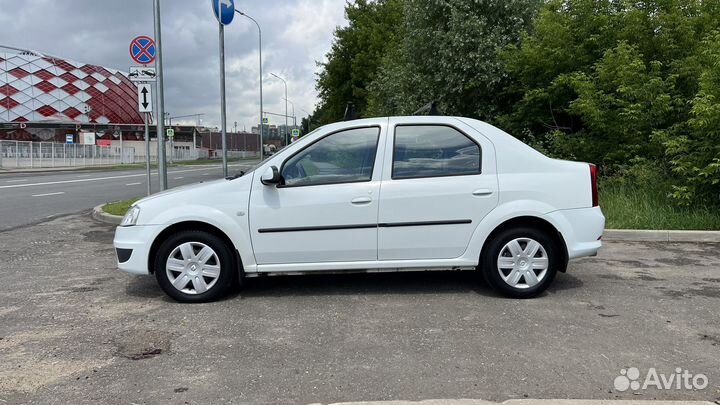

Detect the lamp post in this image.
[270,73,288,146]
[236,9,264,160]
[283,97,296,127]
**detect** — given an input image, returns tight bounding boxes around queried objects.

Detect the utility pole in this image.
[153,0,167,190]
[236,9,264,161]
[218,24,228,177]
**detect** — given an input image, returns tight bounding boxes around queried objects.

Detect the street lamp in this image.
[283,97,296,127]
[270,73,288,146]
[236,9,264,160]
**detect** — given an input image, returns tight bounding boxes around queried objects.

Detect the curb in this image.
[603,229,720,243]
[315,399,717,405]
[91,203,123,225]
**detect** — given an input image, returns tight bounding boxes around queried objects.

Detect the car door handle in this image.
[351,197,372,205]
[472,189,493,196]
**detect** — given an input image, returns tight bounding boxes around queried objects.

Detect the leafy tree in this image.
[314,0,404,124]
[366,0,540,119]
[500,0,720,205]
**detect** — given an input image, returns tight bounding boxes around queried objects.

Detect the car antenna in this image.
[343,102,358,121]
[413,100,443,116]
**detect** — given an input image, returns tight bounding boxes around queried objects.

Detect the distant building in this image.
[1,45,144,141]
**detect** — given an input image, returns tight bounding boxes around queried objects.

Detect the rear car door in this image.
[377,118,498,260]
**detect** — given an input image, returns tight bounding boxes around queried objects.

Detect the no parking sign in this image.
[129,36,156,65]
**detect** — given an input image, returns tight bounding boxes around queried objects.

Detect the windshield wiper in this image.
[225,171,245,180]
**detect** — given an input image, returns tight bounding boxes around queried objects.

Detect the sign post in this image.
[136,83,154,196]
[144,113,151,196]
[212,0,235,178]
[166,128,175,164]
[130,33,158,193]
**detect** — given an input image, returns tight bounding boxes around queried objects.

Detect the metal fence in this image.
[0,140,259,169]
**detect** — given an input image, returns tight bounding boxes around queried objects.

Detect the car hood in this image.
[134,178,227,205]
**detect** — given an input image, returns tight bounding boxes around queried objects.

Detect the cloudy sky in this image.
[0,0,346,129]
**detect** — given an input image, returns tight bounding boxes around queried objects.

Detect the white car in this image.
[114,116,604,302]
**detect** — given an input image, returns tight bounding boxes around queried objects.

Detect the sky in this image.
[0,0,347,129]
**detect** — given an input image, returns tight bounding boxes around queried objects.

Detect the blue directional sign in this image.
[211,0,235,25]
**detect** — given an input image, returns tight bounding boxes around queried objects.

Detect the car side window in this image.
[392,125,481,179]
[281,127,380,187]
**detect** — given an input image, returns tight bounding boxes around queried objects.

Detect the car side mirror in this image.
[261,165,281,185]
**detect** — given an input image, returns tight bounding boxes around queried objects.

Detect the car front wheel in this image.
[154,230,236,303]
[481,227,561,298]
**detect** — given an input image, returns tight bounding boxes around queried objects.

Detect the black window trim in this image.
[277,125,382,188]
[391,123,482,180]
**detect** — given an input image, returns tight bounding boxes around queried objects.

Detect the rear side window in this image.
[392,125,481,179]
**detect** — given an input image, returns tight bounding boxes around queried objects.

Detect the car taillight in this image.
[589,163,598,207]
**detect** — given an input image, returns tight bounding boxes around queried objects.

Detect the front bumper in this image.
[543,206,605,260]
[113,224,162,275]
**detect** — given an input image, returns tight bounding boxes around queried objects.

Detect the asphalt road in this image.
[0,162,254,231]
[0,214,718,404]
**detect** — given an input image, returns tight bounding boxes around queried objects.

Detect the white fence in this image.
[0,140,262,169]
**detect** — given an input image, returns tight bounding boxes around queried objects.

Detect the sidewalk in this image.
[317,400,717,405]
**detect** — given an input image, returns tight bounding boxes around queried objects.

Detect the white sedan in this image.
[114,116,604,302]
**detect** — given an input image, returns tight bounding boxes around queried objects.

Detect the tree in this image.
[314,0,404,125]
[367,0,540,119]
[499,0,720,205]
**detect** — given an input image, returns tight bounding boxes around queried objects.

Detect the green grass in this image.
[103,198,140,216]
[600,182,720,230]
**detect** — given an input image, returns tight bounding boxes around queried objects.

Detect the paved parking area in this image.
[0,214,719,405]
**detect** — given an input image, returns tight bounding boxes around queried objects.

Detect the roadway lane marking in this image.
[125,182,142,186]
[174,177,184,180]
[76,174,90,177]
[32,192,65,197]
[5,179,27,183]
[0,166,236,190]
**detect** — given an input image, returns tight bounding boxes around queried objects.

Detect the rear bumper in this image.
[113,224,161,275]
[543,207,604,260]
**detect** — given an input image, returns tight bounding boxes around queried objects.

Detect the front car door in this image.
[249,124,385,266]
[378,118,499,260]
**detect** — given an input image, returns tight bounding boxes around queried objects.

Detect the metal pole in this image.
[168,117,173,164]
[283,83,287,145]
[153,0,168,190]
[219,23,228,177]
[237,10,263,161]
[145,112,151,196]
[119,131,123,164]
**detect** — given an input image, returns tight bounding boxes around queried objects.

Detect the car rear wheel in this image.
[154,230,236,303]
[481,227,560,298]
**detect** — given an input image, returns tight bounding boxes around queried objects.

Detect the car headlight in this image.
[120,205,141,227]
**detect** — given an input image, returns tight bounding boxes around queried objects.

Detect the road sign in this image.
[291,129,300,137]
[129,66,157,82]
[166,128,175,138]
[137,84,153,113]
[66,135,74,144]
[211,0,235,25]
[129,36,156,65]
[262,117,269,124]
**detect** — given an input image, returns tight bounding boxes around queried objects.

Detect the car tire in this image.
[481,227,561,298]
[154,230,236,303]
